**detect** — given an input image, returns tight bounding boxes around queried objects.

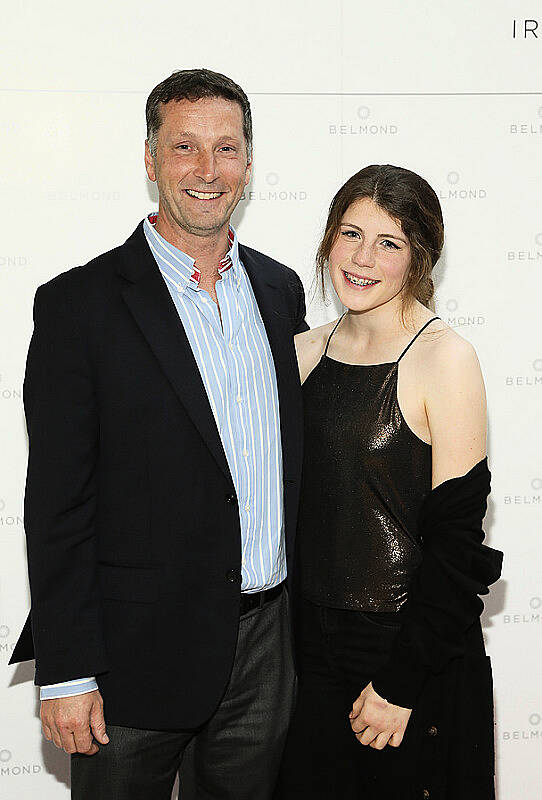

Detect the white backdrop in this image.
[1,1,541,798]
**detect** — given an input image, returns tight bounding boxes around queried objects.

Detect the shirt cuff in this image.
[40,677,98,700]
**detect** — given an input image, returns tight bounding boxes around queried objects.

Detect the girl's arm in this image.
[424,331,487,488]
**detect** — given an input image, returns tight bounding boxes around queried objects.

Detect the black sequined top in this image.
[296,317,437,612]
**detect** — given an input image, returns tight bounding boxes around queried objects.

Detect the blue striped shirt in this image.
[143,214,286,591]
[41,215,286,699]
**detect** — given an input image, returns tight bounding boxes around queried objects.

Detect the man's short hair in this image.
[146,68,253,160]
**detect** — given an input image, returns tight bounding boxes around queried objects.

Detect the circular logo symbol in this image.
[265,173,279,186]
[531,478,542,491]
[447,171,460,185]
[446,299,458,312]
[533,359,542,372]
[529,713,541,726]
[535,233,542,246]
[529,597,541,610]
[357,106,370,120]
[0,498,5,512]
[0,750,11,762]
[0,625,9,638]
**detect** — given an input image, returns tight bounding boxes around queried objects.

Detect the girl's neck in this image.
[344,296,413,340]
[337,298,432,362]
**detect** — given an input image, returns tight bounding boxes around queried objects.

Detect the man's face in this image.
[145,96,252,237]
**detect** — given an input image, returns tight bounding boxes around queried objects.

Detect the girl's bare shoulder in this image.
[294,319,337,351]
[295,319,341,383]
[419,319,481,377]
[401,314,484,406]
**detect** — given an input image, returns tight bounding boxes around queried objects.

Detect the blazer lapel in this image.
[118,224,232,483]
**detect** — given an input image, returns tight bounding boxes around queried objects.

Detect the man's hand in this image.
[40,690,108,755]
[349,682,412,750]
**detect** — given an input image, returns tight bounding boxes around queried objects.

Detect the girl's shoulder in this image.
[295,318,341,384]
[402,314,484,407]
[294,318,337,352]
[418,319,481,379]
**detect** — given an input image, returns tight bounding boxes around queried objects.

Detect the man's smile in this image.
[185,189,225,200]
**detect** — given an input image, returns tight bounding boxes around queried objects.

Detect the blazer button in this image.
[226,569,240,583]
[225,493,237,505]
[423,790,430,799]
[427,725,438,737]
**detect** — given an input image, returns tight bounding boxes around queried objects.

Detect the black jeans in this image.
[276,597,419,800]
[71,589,295,800]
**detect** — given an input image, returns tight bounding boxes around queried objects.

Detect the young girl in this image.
[277,165,502,800]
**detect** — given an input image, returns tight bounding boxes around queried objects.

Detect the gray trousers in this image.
[71,589,295,800]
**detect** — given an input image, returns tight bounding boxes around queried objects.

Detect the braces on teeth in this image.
[345,272,379,286]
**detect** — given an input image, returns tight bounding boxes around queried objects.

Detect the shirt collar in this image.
[143,212,241,294]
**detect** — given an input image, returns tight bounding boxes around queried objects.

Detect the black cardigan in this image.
[372,458,503,709]
[368,458,503,795]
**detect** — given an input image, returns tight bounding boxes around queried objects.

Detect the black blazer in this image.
[10,222,308,730]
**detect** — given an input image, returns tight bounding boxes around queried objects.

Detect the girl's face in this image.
[328,197,412,314]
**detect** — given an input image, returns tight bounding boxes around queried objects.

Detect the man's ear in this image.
[244,157,253,187]
[145,140,157,183]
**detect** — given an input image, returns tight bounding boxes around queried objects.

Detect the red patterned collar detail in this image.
[147,213,235,286]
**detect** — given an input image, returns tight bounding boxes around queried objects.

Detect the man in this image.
[10,68,308,799]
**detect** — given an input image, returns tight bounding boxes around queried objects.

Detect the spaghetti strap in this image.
[396,317,440,362]
[323,312,347,357]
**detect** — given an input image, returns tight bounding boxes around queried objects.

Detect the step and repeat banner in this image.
[1,1,541,798]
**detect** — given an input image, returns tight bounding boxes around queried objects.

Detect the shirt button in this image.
[242,448,249,457]
[236,395,242,404]
[244,503,250,511]
[427,725,438,737]
[229,343,235,351]
[226,569,240,583]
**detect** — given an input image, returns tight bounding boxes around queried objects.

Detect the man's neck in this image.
[153,212,231,274]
